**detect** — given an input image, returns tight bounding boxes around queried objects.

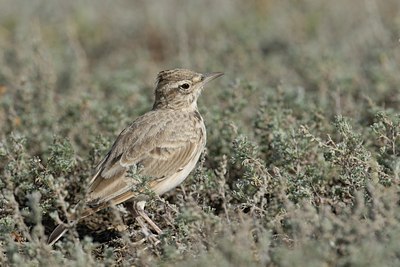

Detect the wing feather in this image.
[85,110,203,209]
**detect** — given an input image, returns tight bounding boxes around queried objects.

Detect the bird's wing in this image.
[86,111,202,209]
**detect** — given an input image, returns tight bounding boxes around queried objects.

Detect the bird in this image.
[47,68,223,245]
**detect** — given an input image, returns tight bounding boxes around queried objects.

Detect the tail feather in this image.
[47,178,137,245]
[47,224,69,246]
[47,202,111,246]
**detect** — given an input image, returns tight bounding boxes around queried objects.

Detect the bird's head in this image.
[153,68,223,110]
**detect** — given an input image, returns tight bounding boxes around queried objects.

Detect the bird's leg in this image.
[134,215,160,246]
[126,200,162,246]
[134,201,163,235]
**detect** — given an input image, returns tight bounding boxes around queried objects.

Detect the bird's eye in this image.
[180,83,190,90]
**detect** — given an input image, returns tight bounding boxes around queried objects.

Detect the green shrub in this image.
[1,1,399,266]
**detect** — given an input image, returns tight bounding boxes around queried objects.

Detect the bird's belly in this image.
[151,151,202,195]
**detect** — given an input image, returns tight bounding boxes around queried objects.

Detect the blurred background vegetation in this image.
[0,0,399,266]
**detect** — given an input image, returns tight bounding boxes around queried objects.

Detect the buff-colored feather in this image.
[47,69,223,245]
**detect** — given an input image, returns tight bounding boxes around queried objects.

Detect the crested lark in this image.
[48,68,223,245]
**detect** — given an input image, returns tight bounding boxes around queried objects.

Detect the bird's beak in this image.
[202,72,224,84]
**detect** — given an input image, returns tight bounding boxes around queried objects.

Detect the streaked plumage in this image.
[48,69,223,245]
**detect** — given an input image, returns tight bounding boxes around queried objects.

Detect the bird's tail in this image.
[46,202,111,246]
[47,205,92,246]
[47,224,69,246]
[47,184,137,245]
